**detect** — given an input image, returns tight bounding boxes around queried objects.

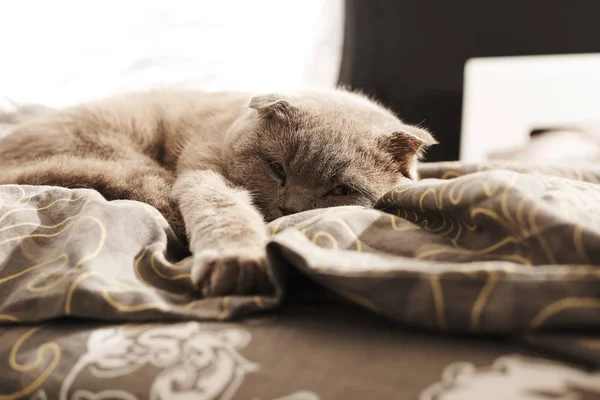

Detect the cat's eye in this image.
[330,185,352,196]
[270,161,286,182]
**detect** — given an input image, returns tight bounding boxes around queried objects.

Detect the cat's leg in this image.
[172,169,273,297]
[0,156,186,241]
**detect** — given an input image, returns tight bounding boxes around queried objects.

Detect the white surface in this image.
[460,53,600,162]
[0,0,344,108]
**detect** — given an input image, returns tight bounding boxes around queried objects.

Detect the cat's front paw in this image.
[192,246,274,297]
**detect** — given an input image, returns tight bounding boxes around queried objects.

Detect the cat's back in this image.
[0,89,250,164]
[71,89,248,137]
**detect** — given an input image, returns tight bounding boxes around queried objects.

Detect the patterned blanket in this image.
[1,161,600,398]
[0,162,599,333]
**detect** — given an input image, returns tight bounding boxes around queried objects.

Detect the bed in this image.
[1,161,599,399]
[3,2,599,397]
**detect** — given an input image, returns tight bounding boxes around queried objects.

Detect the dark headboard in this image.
[338,0,600,161]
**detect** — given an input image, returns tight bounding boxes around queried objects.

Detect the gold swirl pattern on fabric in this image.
[273,163,600,333]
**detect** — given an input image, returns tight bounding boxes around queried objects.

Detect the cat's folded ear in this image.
[378,125,438,160]
[249,94,298,121]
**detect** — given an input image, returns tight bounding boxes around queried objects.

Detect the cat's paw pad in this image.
[192,247,274,297]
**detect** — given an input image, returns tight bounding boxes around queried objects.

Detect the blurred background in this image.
[0,1,344,103]
[1,0,600,163]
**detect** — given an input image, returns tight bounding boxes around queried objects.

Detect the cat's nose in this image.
[280,206,300,216]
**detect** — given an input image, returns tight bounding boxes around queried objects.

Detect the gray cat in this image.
[0,88,436,296]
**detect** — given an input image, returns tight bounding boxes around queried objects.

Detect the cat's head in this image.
[225,88,437,222]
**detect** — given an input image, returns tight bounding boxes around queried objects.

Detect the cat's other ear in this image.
[249,94,297,121]
[378,125,438,161]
